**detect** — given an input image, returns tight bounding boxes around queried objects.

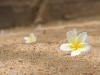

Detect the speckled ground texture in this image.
[0,18,100,75]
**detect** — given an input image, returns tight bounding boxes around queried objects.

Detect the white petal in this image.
[30,33,37,42]
[60,43,71,51]
[79,44,91,52]
[24,33,37,44]
[71,50,81,56]
[25,40,30,43]
[78,32,88,43]
[66,29,78,42]
[24,37,29,40]
[24,39,30,43]
[24,37,31,43]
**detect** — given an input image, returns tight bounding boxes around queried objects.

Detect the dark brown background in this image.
[0,0,100,28]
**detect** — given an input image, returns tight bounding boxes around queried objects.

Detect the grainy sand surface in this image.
[0,19,100,75]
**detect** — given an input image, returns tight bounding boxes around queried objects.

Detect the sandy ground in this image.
[0,18,100,75]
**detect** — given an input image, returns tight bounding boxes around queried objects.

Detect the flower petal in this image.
[66,29,78,42]
[30,33,37,42]
[71,50,81,56]
[78,32,88,43]
[60,43,71,51]
[24,37,31,43]
[24,37,29,40]
[25,40,30,43]
[79,44,91,52]
[24,33,37,44]
[24,39,30,43]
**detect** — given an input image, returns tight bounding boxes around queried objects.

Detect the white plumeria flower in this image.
[24,33,37,44]
[60,29,91,56]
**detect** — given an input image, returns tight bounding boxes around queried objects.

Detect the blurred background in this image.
[0,1,100,75]
[0,0,100,28]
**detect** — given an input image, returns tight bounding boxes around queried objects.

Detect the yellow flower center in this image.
[69,38,84,51]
